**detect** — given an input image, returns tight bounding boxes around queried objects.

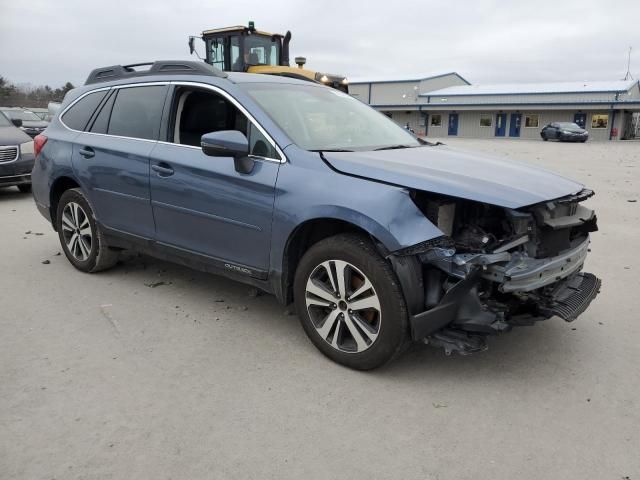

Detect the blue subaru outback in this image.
[31,61,601,369]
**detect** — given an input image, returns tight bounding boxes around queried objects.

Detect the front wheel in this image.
[294,234,409,370]
[56,188,119,273]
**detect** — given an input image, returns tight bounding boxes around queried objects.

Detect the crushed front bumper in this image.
[405,236,601,346]
[486,236,590,292]
[429,236,591,293]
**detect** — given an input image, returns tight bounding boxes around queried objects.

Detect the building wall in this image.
[349,83,370,102]
[370,81,421,106]
[627,82,640,99]
[384,111,423,134]
[350,73,468,107]
[420,110,618,141]
[418,75,469,96]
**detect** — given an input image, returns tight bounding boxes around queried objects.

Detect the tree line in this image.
[0,75,75,108]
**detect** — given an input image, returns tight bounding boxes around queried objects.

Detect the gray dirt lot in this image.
[1,139,639,479]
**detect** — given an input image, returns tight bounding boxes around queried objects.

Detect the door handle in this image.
[151,163,174,177]
[79,147,95,158]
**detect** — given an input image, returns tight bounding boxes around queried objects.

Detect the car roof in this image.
[83,60,319,89]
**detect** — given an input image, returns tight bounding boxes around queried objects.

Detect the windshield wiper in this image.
[309,148,355,152]
[373,144,416,151]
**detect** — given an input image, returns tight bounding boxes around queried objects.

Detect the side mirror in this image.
[11,118,23,128]
[188,37,195,55]
[201,130,254,173]
[201,130,249,157]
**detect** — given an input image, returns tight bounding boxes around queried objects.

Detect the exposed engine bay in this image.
[397,188,602,355]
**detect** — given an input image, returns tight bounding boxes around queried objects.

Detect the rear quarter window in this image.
[61,90,109,131]
[107,86,167,140]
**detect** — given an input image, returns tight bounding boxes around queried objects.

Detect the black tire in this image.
[294,234,409,370]
[56,188,118,273]
[17,184,32,193]
[542,136,548,141]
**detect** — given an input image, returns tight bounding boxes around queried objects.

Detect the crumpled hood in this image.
[322,145,584,208]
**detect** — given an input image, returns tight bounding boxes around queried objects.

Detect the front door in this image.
[448,113,459,136]
[574,113,587,129]
[149,85,280,274]
[495,113,507,137]
[509,113,522,137]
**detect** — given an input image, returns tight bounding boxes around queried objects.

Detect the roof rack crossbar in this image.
[84,60,228,85]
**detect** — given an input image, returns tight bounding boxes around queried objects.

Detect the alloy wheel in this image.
[305,260,382,353]
[61,202,93,261]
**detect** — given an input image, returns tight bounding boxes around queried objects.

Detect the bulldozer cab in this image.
[201,23,288,72]
[191,22,349,92]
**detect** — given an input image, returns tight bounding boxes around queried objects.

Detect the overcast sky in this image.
[1,0,638,88]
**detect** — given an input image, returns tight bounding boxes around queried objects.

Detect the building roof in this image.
[350,72,470,85]
[422,80,638,97]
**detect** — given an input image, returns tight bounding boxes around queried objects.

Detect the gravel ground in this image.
[1,139,639,480]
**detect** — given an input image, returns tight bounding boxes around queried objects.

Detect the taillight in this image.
[34,134,48,158]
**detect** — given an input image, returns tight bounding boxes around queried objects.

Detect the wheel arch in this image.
[49,175,81,230]
[275,200,425,304]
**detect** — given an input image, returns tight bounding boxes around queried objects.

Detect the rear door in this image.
[148,83,281,274]
[70,84,168,239]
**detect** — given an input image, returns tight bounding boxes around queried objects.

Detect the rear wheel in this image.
[294,234,409,370]
[56,188,118,273]
[17,184,31,193]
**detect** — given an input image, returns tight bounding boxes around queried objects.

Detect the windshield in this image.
[0,112,12,127]
[243,84,420,151]
[557,122,582,129]
[1,109,41,121]
[244,35,280,66]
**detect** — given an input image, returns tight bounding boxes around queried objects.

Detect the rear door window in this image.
[89,92,116,134]
[61,90,108,131]
[107,85,167,140]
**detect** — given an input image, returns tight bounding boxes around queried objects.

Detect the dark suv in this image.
[0,111,35,192]
[31,61,601,369]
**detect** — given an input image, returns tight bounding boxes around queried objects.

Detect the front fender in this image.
[268,146,443,302]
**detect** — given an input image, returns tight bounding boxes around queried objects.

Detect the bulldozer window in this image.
[169,87,280,160]
[209,37,226,70]
[244,35,279,66]
[230,36,242,71]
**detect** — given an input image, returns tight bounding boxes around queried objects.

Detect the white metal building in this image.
[350,75,640,141]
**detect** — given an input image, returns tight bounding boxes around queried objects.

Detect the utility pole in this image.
[623,46,634,81]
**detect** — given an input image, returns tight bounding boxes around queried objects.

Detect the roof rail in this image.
[84,60,228,85]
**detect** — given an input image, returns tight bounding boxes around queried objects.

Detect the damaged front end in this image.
[393,188,602,355]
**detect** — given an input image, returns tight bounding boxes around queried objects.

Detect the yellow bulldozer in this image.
[188,21,348,92]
